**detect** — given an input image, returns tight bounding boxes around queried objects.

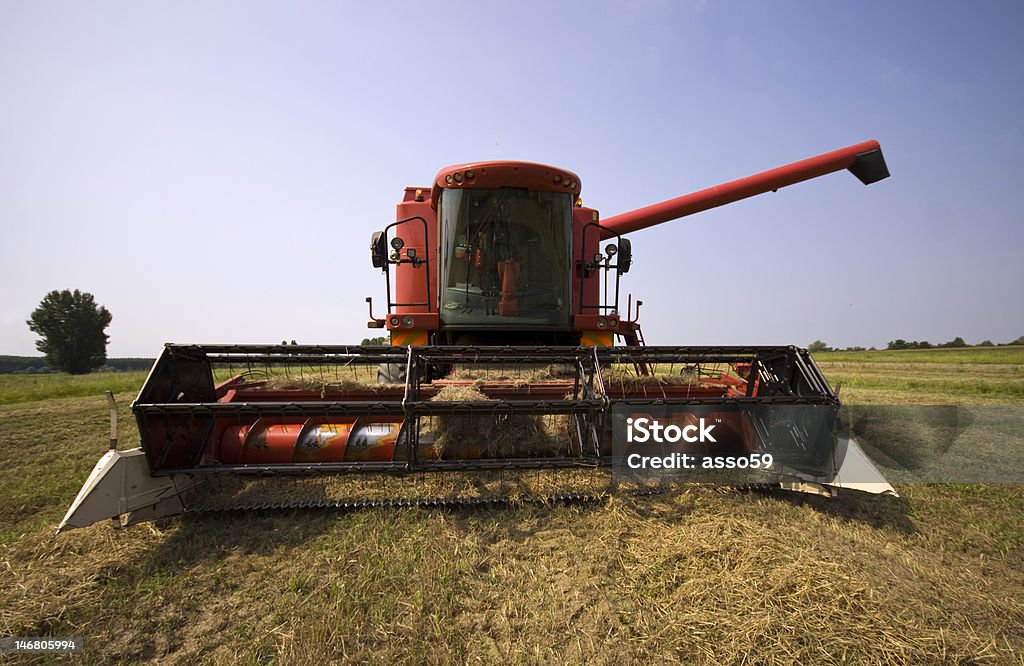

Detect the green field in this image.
[0,371,150,405]
[816,345,1024,405]
[1,348,1022,664]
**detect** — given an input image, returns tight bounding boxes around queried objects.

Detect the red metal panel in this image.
[430,161,582,207]
[573,314,622,333]
[394,197,437,316]
[384,314,440,330]
[572,207,600,316]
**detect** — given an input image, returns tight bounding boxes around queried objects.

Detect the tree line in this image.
[809,335,1024,353]
[0,356,155,375]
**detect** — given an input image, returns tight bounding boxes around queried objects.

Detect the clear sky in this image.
[2,1,1022,356]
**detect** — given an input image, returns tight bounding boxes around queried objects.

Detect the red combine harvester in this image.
[61,141,894,531]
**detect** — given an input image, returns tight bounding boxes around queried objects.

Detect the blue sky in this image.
[1,1,1022,356]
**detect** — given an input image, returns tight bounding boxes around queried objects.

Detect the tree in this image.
[807,340,831,353]
[888,339,932,350]
[27,289,112,374]
[361,336,388,346]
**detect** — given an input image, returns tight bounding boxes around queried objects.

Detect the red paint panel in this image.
[572,207,600,316]
[430,161,582,207]
[394,198,437,316]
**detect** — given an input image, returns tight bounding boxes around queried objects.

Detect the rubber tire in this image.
[377,362,406,384]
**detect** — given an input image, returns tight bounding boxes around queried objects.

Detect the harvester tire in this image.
[377,363,406,384]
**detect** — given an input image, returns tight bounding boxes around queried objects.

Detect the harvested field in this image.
[1,349,1023,664]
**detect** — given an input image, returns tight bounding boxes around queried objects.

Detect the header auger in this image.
[61,140,894,531]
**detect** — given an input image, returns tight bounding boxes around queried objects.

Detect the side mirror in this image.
[370,231,388,269]
[617,238,632,274]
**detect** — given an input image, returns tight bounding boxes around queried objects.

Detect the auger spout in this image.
[600,139,889,237]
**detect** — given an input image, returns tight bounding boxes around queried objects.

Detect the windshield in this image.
[440,188,571,328]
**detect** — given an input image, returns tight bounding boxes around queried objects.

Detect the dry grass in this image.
[3,485,1022,664]
[603,367,704,387]
[261,374,385,393]
[447,364,562,382]
[425,384,572,459]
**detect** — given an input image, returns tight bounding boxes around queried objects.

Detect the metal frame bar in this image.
[578,222,624,314]
[381,216,432,314]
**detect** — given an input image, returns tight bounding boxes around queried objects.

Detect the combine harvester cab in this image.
[61,141,895,531]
